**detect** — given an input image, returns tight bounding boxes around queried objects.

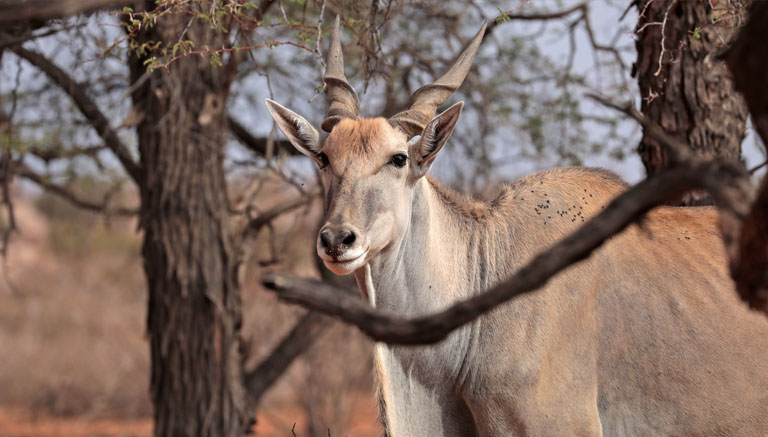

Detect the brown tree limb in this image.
[0,0,133,26]
[262,159,746,345]
[18,165,137,216]
[0,26,77,49]
[588,93,754,270]
[228,116,298,158]
[589,95,755,277]
[10,47,141,182]
[27,144,107,163]
[723,0,768,313]
[244,311,333,407]
[734,176,768,312]
[587,94,692,162]
[242,191,318,239]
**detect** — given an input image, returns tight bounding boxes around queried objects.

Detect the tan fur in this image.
[269,107,768,436]
[323,118,396,166]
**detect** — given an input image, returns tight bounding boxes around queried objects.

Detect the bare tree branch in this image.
[587,93,754,269]
[9,47,141,182]
[242,191,318,239]
[735,176,768,312]
[488,3,628,77]
[18,165,137,216]
[587,94,692,162]
[27,144,108,163]
[488,3,586,31]
[0,25,79,49]
[0,0,133,26]
[245,311,333,407]
[228,115,298,158]
[723,0,768,313]
[262,159,747,345]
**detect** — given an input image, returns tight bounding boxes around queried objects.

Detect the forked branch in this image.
[10,47,141,182]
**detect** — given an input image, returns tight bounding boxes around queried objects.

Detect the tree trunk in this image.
[635,0,748,205]
[128,5,248,436]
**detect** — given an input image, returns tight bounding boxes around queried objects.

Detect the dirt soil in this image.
[0,401,381,437]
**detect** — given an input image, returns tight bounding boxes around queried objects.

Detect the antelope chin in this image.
[322,249,368,275]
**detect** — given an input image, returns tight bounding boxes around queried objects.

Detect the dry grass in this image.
[0,183,379,435]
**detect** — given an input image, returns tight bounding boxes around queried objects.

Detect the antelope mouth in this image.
[322,248,369,275]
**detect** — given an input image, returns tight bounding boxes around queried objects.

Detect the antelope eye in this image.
[389,153,407,168]
[316,152,330,168]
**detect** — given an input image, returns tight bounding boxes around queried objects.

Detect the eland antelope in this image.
[265,17,768,437]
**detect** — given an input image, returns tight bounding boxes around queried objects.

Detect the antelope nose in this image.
[319,226,357,257]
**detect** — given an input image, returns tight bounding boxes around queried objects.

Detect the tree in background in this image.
[127,3,249,434]
[635,0,749,205]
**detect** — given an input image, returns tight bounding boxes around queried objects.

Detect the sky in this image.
[1,0,765,192]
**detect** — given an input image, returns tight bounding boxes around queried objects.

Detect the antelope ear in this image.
[264,99,322,158]
[411,102,463,175]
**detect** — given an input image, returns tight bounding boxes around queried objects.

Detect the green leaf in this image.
[209,52,223,67]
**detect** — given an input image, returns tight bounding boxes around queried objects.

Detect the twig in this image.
[654,0,676,77]
[586,94,692,163]
[750,160,768,174]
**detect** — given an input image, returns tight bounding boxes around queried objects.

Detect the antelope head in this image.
[266,17,485,275]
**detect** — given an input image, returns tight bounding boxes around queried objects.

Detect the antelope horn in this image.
[321,15,360,133]
[389,22,486,137]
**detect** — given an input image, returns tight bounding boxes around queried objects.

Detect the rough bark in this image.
[635,0,748,205]
[128,4,248,436]
[723,1,768,313]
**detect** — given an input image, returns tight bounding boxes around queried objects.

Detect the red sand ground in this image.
[0,401,381,437]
